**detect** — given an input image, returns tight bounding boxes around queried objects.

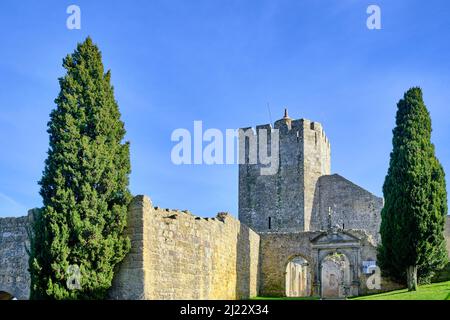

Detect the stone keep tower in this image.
[238,110,331,232]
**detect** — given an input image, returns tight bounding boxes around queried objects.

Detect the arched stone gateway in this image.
[320,253,351,298]
[285,256,311,297]
[311,229,363,298]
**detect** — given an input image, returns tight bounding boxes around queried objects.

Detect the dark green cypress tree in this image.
[378,87,448,290]
[29,37,131,299]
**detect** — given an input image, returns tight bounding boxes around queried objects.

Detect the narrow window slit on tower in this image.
[268,217,272,229]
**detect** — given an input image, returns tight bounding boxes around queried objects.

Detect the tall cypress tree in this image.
[29,37,131,299]
[378,87,448,290]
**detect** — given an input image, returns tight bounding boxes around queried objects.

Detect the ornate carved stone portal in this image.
[311,229,361,298]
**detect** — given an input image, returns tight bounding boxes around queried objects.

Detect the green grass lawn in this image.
[251,296,320,300]
[252,281,450,300]
[351,281,450,300]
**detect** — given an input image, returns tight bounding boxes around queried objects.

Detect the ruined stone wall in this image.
[310,174,383,244]
[258,229,395,298]
[109,197,147,299]
[0,212,32,300]
[238,117,330,233]
[110,195,260,300]
[259,231,319,297]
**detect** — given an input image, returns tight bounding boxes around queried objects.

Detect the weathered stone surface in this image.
[259,231,319,297]
[238,114,393,298]
[0,211,33,299]
[1,197,260,300]
[321,253,350,298]
[239,116,382,244]
[311,174,384,244]
[110,196,260,300]
[259,228,400,298]
[239,118,331,233]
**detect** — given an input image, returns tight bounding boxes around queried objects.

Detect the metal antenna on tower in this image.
[267,102,273,124]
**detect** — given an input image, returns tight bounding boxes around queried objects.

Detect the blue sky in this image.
[0,0,449,218]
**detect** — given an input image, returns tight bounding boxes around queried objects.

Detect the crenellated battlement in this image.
[240,117,330,148]
[239,109,331,233]
[110,195,260,300]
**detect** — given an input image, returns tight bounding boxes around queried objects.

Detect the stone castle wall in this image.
[1,199,448,300]
[110,195,260,300]
[0,212,32,299]
[238,118,331,233]
[310,174,384,244]
[302,121,331,230]
[258,229,400,298]
[1,196,260,300]
[259,231,319,296]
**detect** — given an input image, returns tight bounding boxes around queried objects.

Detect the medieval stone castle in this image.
[1,112,450,300]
